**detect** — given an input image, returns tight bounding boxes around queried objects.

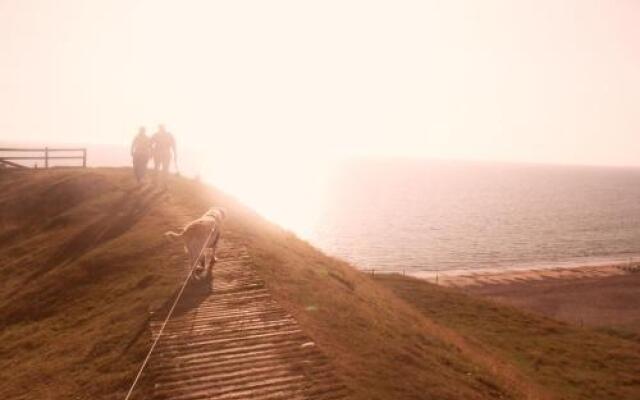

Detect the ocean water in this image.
[309,159,640,274]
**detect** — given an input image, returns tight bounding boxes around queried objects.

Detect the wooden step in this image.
[148,241,348,399]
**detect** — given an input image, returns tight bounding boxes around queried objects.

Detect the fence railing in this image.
[0,147,87,169]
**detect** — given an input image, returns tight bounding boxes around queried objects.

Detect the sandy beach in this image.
[436,263,637,287]
[441,264,640,334]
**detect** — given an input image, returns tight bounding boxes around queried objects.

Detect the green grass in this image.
[161,169,521,400]
[0,169,188,399]
[2,168,638,399]
[378,274,640,400]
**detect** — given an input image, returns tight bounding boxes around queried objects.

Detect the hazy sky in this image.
[1,0,639,230]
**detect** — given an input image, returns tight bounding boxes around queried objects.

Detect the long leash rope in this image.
[123,227,217,400]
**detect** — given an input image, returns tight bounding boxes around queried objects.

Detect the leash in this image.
[123,227,217,400]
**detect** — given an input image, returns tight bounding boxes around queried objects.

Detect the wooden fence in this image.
[0,147,87,169]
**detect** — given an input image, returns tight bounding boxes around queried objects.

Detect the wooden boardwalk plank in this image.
[149,241,348,400]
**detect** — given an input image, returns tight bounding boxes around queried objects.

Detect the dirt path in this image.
[148,240,349,400]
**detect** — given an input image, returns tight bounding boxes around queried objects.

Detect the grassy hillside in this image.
[1,168,638,399]
[378,274,640,400]
[0,169,190,399]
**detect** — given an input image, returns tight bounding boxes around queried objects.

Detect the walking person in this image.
[130,127,152,184]
[151,124,177,184]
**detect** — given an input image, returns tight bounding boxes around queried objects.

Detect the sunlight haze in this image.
[1,0,639,232]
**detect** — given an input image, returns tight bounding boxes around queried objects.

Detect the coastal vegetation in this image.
[1,168,638,399]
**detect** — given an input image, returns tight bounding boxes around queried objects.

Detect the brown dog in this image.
[165,207,226,283]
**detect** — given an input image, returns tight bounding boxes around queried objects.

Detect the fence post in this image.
[44,147,49,169]
[82,149,87,168]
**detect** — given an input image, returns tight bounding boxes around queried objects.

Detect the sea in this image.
[308,159,640,276]
[7,142,640,276]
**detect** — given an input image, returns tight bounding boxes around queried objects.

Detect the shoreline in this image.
[425,262,639,287]
[423,261,640,334]
[353,253,640,283]
[377,255,640,287]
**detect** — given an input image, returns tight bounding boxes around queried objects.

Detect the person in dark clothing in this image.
[130,127,152,184]
[151,124,177,183]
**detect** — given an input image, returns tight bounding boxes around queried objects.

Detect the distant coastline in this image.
[312,160,640,276]
[404,253,640,281]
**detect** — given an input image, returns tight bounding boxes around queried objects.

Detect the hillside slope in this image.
[2,168,638,400]
[0,169,188,399]
[378,274,640,400]
[0,168,514,399]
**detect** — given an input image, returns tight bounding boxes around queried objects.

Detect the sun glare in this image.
[198,148,333,238]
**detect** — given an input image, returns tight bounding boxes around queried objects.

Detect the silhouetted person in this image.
[130,127,152,184]
[151,124,177,183]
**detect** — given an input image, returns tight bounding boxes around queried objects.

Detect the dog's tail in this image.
[164,230,184,239]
